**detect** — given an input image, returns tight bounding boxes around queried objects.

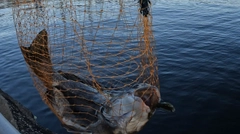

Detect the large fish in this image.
[20,29,175,134]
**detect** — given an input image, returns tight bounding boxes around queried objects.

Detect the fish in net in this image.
[12,0,175,133]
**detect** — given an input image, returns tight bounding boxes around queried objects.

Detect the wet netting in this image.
[12,0,160,133]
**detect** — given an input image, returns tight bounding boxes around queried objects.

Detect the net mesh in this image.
[12,0,159,133]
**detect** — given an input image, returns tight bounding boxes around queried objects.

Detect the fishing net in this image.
[12,0,159,133]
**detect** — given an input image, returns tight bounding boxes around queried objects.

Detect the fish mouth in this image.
[157,101,175,112]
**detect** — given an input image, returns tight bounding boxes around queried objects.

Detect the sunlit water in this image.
[1,0,240,134]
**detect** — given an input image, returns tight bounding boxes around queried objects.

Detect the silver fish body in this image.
[20,29,174,134]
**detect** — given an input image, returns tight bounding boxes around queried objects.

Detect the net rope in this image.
[12,0,159,133]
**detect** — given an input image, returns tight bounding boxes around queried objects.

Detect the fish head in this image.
[134,83,175,114]
[133,83,160,117]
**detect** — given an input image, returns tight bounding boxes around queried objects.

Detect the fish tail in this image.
[20,29,53,89]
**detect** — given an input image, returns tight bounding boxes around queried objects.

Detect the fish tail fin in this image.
[20,29,53,89]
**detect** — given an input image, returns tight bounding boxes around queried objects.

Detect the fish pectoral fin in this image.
[157,101,175,112]
[121,111,135,126]
[104,111,135,134]
[115,111,135,129]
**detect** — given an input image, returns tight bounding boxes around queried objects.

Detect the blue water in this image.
[1,0,240,134]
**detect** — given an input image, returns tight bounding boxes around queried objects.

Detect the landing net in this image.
[12,0,159,133]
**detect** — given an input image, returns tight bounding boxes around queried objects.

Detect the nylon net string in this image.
[12,0,159,133]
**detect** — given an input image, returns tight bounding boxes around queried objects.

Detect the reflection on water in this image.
[1,0,240,134]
